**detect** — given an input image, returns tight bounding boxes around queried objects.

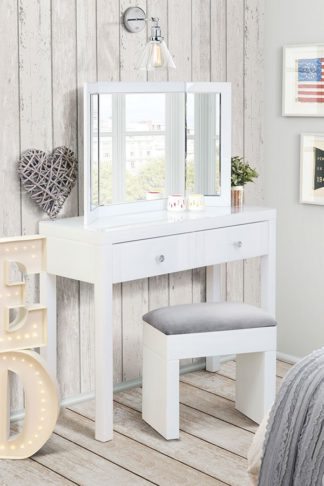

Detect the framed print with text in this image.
[300,133,324,205]
[283,44,324,116]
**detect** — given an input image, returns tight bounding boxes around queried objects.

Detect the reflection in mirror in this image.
[125,94,166,202]
[91,94,113,206]
[91,93,172,209]
[90,89,221,210]
[91,94,99,207]
[186,93,221,196]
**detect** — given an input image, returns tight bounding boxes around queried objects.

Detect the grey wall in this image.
[264,0,324,358]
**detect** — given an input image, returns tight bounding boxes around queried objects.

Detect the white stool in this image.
[142,302,277,440]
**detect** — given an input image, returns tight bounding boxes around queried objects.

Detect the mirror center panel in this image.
[90,89,221,209]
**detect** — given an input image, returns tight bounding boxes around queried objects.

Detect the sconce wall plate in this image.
[123,7,146,33]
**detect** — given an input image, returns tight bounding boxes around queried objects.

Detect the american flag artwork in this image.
[297,57,324,103]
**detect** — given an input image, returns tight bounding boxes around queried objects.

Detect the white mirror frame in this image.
[84,82,231,225]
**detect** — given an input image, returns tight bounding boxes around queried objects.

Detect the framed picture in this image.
[300,133,324,205]
[283,44,324,116]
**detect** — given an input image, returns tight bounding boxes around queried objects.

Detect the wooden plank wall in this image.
[0,0,265,404]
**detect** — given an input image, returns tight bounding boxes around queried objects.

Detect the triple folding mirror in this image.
[84,82,231,223]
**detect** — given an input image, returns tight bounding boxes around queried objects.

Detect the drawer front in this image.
[195,222,269,267]
[112,222,268,283]
[113,233,194,283]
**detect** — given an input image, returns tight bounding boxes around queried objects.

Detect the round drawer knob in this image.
[234,241,243,248]
[157,254,165,263]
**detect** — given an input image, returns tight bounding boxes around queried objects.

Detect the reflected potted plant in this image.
[231,156,258,208]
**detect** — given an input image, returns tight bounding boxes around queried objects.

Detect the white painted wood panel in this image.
[192,0,211,81]
[119,0,148,381]
[0,0,23,411]
[52,0,80,399]
[0,1,265,400]
[19,0,52,234]
[210,0,227,302]
[226,0,245,303]
[243,0,265,307]
[77,0,98,395]
[17,0,53,410]
[0,1,21,237]
[168,0,192,82]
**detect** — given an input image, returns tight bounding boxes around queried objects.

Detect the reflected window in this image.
[91,94,113,207]
[92,93,169,206]
[90,89,221,209]
[185,93,221,196]
[125,94,166,202]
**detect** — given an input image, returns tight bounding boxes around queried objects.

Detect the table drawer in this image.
[195,222,269,267]
[113,233,194,283]
[112,222,268,283]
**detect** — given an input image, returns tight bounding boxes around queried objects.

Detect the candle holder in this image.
[167,194,186,212]
[187,194,205,211]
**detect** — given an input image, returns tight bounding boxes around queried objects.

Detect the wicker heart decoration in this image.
[18,146,78,219]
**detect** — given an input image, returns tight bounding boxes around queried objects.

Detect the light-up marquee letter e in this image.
[0,236,59,459]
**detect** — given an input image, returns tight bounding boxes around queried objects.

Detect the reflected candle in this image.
[145,191,161,200]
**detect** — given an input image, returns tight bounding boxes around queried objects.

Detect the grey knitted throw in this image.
[259,347,324,486]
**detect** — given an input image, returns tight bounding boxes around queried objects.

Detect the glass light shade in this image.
[137,40,176,71]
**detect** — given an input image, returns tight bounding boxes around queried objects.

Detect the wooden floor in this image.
[2,359,292,486]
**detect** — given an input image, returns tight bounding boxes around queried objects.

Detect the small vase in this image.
[231,186,244,209]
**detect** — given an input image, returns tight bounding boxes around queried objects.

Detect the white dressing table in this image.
[39,205,276,442]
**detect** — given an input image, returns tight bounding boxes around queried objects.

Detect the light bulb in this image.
[151,43,163,68]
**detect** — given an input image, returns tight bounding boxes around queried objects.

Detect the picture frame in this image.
[300,133,324,205]
[283,44,324,116]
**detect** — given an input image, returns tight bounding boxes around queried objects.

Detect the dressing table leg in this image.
[261,219,276,316]
[206,265,223,372]
[40,272,57,377]
[94,247,113,442]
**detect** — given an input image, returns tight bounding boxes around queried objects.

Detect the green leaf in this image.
[231,155,258,187]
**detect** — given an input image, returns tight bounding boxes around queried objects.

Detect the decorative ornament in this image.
[18,146,78,219]
[187,194,205,211]
[167,194,185,212]
[0,235,59,459]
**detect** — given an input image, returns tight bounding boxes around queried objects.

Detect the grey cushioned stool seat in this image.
[143,302,277,335]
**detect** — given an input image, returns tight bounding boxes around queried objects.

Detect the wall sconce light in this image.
[123,7,176,71]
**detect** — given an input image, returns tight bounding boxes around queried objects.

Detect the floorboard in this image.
[72,400,250,486]
[216,358,288,382]
[2,359,292,486]
[33,433,152,486]
[114,387,254,458]
[0,458,74,485]
[55,409,222,486]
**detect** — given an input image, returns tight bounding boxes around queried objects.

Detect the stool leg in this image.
[142,345,180,440]
[235,351,276,424]
[206,356,221,372]
[206,265,223,373]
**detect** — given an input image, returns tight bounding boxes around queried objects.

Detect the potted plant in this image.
[231,156,258,208]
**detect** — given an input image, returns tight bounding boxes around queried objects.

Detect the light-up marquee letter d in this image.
[0,236,59,459]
